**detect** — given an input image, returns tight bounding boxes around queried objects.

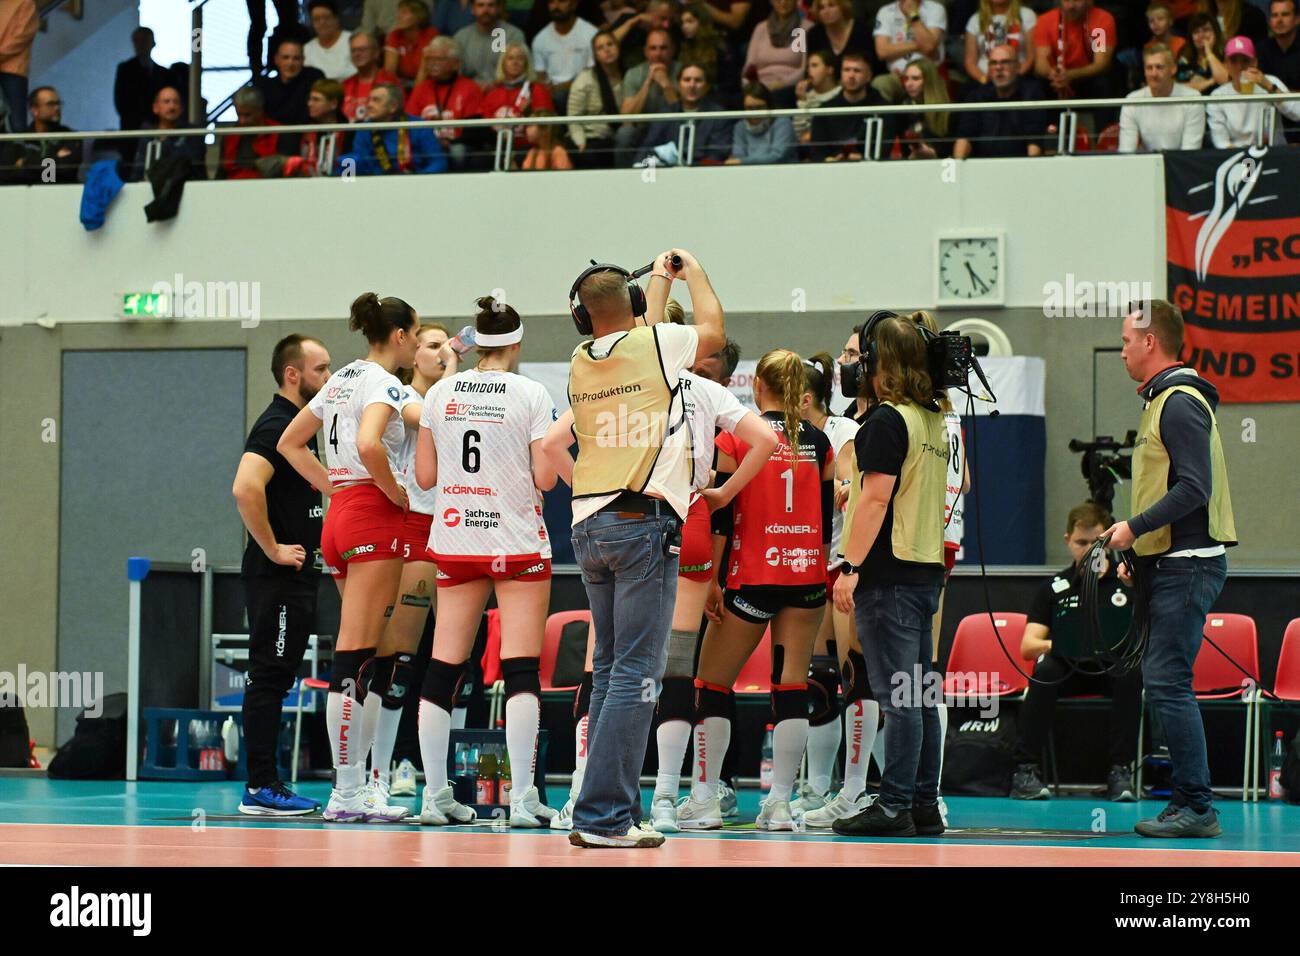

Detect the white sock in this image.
[451,706,467,730]
[770,718,809,803]
[843,698,879,799]
[417,698,452,791]
[569,714,589,801]
[359,692,381,780]
[937,701,949,783]
[871,721,887,776]
[806,719,841,795]
[655,720,692,799]
[327,690,365,792]
[505,692,540,800]
[692,716,730,801]
[371,704,402,783]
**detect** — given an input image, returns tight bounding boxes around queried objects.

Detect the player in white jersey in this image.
[278,292,422,823]
[362,323,458,804]
[412,296,561,828]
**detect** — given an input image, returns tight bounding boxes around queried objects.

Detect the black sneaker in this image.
[911,801,945,836]
[1134,804,1221,839]
[1011,764,1050,800]
[832,800,917,837]
[1106,764,1136,802]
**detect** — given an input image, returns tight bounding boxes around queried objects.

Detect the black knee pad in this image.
[807,656,840,727]
[382,653,415,709]
[694,679,733,721]
[573,670,593,720]
[502,656,541,701]
[330,648,376,700]
[843,648,872,701]
[770,644,785,685]
[772,685,808,724]
[367,653,397,699]
[657,675,695,724]
[420,657,466,712]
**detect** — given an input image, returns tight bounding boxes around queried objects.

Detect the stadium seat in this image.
[734,626,773,694]
[1093,123,1121,152]
[541,610,591,691]
[1248,618,1300,799]
[943,613,1032,700]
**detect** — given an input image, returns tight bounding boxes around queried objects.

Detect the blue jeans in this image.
[571,510,681,836]
[1141,554,1227,812]
[855,580,943,814]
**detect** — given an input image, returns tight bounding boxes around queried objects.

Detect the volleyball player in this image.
[364,323,456,803]
[413,296,560,828]
[678,350,835,831]
[277,293,422,823]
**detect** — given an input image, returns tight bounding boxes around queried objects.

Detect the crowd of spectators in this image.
[3,0,1300,184]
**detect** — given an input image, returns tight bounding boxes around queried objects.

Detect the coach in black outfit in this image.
[232,334,332,815]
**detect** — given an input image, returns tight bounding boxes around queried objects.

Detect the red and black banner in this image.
[1165,147,1300,403]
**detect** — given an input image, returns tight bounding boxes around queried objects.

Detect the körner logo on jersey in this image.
[1041,274,1154,321]
[0,666,104,717]
[149,273,261,328]
[49,886,151,936]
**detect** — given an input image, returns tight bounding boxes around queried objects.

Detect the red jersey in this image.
[405,75,483,140]
[1032,7,1117,72]
[342,69,402,121]
[479,81,555,124]
[385,26,439,82]
[717,414,831,588]
[220,120,283,180]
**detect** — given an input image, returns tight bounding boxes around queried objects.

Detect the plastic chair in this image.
[942,613,1032,701]
[1094,122,1121,152]
[1250,618,1300,800]
[733,626,773,694]
[541,610,592,691]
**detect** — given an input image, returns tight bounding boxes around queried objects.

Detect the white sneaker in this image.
[550,797,575,830]
[390,758,418,796]
[756,796,794,831]
[938,796,949,827]
[650,796,680,833]
[718,783,739,818]
[369,770,391,805]
[569,824,665,848]
[509,786,559,828]
[676,791,723,830]
[802,788,870,829]
[419,784,477,826]
[790,782,829,816]
[322,786,409,823]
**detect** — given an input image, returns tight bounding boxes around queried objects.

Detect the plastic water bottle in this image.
[499,747,512,807]
[448,325,477,355]
[1268,731,1286,800]
[760,724,774,794]
[477,745,498,805]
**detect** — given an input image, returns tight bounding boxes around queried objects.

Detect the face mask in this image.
[746,117,772,133]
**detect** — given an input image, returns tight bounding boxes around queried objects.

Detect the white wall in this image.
[0,155,1166,325]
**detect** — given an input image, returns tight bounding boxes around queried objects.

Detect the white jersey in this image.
[397,386,439,515]
[307,359,406,484]
[681,371,749,492]
[943,410,965,551]
[821,415,860,566]
[420,368,557,560]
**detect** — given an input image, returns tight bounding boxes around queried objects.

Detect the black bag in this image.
[941,708,1019,797]
[1281,730,1300,804]
[0,692,31,767]
[47,693,128,780]
[550,620,591,689]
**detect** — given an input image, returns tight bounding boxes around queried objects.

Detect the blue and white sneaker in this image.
[239,781,320,816]
[718,782,739,819]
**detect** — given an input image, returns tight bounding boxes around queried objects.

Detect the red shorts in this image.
[677,495,714,582]
[826,565,842,595]
[320,483,404,578]
[435,555,552,588]
[403,510,434,563]
[944,547,958,571]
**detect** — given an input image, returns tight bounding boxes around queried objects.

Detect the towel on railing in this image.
[79,159,125,231]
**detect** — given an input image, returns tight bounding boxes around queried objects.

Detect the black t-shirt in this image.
[955,78,1051,158]
[1028,561,1133,659]
[852,402,944,587]
[240,395,323,583]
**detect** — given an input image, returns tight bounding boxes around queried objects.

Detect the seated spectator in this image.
[679,3,728,85]
[343,32,402,119]
[1199,0,1269,45]
[341,82,449,172]
[300,78,351,174]
[1177,12,1230,92]
[0,86,81,184]
[807,0,879,76]
[1145,2,1187,62]
[480,42,555,126]
[128,86,207,182]
[1207,34,1300,144]
[407,37,484,167]
[362,0,403,40]
[808,49,895,160]
[1010,503,1141,804]
[726,80,795,163]
[218,86,289,180]
[873,0,946,100]
[1258,0,1300,137]
[742,0,810,107]
[953,44,1049,158]
[456,0,527,84]
[114,28,180,137]
[633,63,733,163]
[616,28,682,164]
[567,27,624,166]
[1032,0,1122,123]
[305,1,356,80]
[385,0,439,88]
[615,0,682,70]
[794,48,841,142]
[1119,45,1205,151]
[532,0,599,112]
[963,0,1036,86]
[433,0,478,36]
[0,0,38,134]
[254,40,326,127]
[895,57,952,158]
[519,109,574,166]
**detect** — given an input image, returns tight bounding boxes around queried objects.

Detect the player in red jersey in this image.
[677,349,835,831]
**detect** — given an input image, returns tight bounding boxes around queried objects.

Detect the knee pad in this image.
[772,684,808,724]
[502,656,541,701]
[382,653,415,709]
[770,644,786,685]
[657,675,695,724]
[330,648,376,700]
[419,657,466,712]
[573,670,593,720]
[843,648,872,701]
[807,656,840,727]
[664,628,699,679]
[367,653,396,698]
[694,679,732,721]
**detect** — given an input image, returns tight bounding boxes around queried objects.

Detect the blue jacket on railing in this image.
[338,116,447,175]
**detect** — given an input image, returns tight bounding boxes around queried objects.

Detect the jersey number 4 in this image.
[329,415,339,453]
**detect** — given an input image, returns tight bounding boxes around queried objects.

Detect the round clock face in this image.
[940,238,999,300]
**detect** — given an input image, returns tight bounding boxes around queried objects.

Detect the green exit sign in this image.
[122,292,169,318]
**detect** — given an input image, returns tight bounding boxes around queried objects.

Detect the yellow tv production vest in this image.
[1130,384,1237,557]
[882,400,949,566]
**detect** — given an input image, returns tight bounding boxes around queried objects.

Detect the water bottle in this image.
[448,325,477,355]
[477,744,498,805]
[760,724,774,794]
[499,746,512,807]
[1268,731,1286,800]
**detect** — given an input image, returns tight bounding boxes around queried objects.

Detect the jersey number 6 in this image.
[462,430,481,473]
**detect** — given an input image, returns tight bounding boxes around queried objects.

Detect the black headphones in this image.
[858,309,935,376]
[568,262,648,336]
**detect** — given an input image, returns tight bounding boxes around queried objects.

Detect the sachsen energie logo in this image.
[443,508,462,528]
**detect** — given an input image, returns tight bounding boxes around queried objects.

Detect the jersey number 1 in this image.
[780,468,793,513]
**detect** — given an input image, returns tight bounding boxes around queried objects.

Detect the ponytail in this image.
[802,351,835,412]
[349,292,416,344]
[756,348,807,466]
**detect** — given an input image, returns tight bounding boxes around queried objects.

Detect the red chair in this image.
[541,610,591,692]
[733,626,773,694]
[1094,122,1121,152]
[1249,618,1300,799]
[942,613,1032,701]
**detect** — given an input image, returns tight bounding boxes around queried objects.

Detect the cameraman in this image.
[1104,300,1237,839]
[832,315,949,837]
[1011,502,1141,803]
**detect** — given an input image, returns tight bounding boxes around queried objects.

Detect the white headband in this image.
[475,325,523,347]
